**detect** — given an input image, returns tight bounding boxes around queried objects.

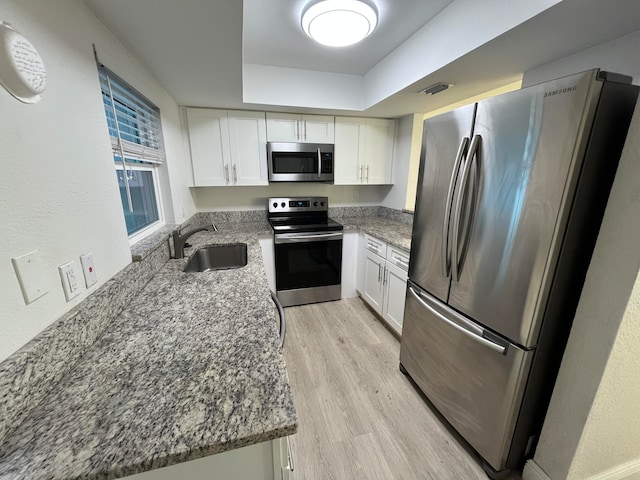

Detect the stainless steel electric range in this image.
[268,197,343,307]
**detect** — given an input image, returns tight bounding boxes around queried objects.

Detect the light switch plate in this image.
[80,253,97,288]
[11,250,49,304]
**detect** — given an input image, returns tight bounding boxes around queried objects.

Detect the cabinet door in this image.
[228,111,268,185]
[362,249,384,314]
[334,117,365,185]
[364,118,395,184]
[382,261,407,335]
[266,113,300,142]
[186,108,230,186]
[301,114,335,143]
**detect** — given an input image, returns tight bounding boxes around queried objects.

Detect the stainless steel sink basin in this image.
[183,243,248,272]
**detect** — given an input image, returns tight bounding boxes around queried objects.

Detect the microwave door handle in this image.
[317,148,322,178]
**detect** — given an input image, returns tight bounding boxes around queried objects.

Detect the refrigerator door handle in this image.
[408,286,506,354]
[442,137,469,278]
[452,134,481,282]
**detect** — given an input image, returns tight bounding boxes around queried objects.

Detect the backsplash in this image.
[330,206,414,225]
[190,210,268,225]
[187,206,413,226]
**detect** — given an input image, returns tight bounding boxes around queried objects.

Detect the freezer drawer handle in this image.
[408,286,506,354]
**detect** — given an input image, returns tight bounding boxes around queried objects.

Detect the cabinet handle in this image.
[303,121,307,141]
[383,266,388,285]
[367,243,379,254]
[295,121,299,140]
[395,257,409,267]
[359,165,363,182]
[233,165,238,184]
[224,165,230,184]
[378,263,382,282]
[365,165,369,183]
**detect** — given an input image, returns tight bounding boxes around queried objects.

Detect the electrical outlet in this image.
[80,253,97,288]
[353,188,360,200]
[59,262,81,301]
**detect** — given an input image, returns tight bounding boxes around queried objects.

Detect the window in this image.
[98,65,165,238]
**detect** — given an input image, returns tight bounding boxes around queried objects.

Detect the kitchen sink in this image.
[183,243,248,272]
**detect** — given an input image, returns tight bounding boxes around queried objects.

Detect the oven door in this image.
[274,231,342,306]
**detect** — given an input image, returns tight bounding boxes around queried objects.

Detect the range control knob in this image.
[314,201,319,206]
[272,202,278,208]
[281,202,286,208]
[321,201,325,207]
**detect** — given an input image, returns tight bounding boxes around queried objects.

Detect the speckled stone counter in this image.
[337,217,413,251]
[0,231,296,480]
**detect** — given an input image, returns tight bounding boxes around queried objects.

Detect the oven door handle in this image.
[275,232,343,244]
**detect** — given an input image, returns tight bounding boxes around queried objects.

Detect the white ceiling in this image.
[242,0,453,75]
[83,0,640,117]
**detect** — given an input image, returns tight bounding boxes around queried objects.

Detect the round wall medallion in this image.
[0,22,47,104]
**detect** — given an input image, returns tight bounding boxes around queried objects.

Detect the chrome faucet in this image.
[172,224,217,258]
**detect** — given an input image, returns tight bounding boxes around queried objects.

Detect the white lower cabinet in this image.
[123,437,293,480]
[362,248,385,312]
[382,260,408,334]
[358,234,409,334]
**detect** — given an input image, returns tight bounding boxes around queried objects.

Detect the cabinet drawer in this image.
[387,246,410,272]
[364,234,386,258]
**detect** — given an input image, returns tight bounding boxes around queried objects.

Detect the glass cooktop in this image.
[269,216,343,233]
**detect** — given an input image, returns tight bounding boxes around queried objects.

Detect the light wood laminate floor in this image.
[283,298,522,480]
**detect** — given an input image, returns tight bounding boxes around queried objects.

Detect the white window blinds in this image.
[98,66,166,164]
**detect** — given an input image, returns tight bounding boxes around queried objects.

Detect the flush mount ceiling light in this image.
[302,0,378,48]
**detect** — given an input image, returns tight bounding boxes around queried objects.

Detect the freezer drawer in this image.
[399,284,534,470]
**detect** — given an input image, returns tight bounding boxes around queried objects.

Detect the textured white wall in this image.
[381,114,420,211]
[242,64,364,111]
[364,0,559,108]
[522,30,640,88]
[569,270,640,480]
[523,43,640,479]
[0,0,195,361]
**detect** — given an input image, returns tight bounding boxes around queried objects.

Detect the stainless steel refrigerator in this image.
[399,69,638,477]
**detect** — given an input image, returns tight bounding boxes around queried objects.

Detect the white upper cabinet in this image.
[364,118,395,184]
[186,108,229,186]
[186,108,267,187]
[334,117,395,185]
[334,117,366,185]
[227,111,268,185]
[266,113,334,143]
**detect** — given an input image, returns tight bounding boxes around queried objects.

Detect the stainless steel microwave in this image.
[267,142,334,183]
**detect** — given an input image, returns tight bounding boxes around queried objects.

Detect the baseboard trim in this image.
[587,458,640,480]
[523,460,551,480]
[522,458,640,480]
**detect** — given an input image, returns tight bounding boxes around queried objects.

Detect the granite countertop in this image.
[0,230,296,480]
[338,217,413,251]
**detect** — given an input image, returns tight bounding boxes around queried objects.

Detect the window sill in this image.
[130,224,178,262]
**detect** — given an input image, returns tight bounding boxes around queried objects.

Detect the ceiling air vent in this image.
[421,83,454,95]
